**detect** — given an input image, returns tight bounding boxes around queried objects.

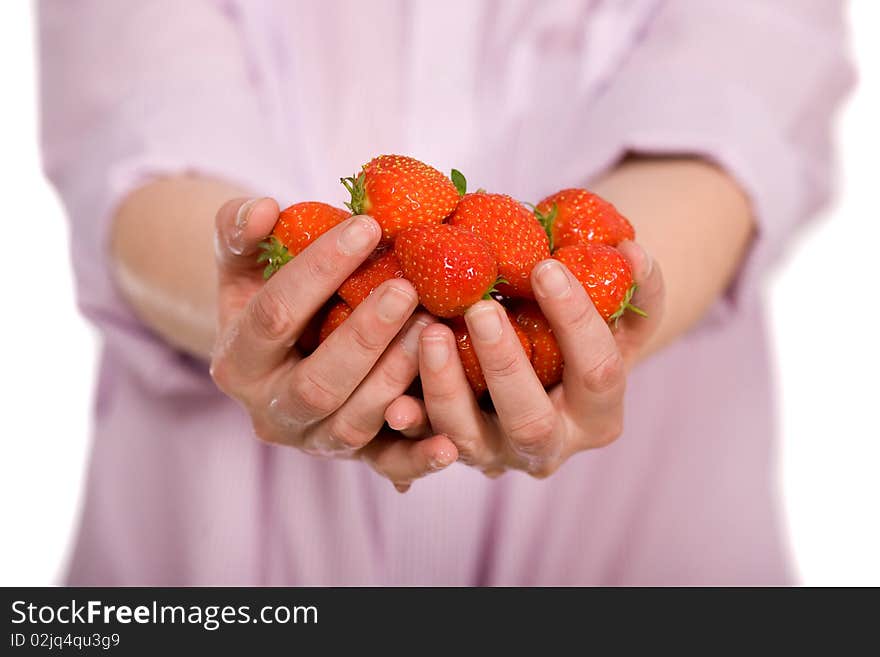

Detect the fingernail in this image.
[230,198,258,254]
[429,446,456,470]
[466,302,503,343]
[533,260,571,299]
[401,317,430,355]
[338,216,377,255]
[236,198,257,228]
[394,483,411,494]
[376,284,415,323]
[421,336,449,372]
[386,413,406,431]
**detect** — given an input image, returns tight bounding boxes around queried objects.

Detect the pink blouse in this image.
[38,0,853,585]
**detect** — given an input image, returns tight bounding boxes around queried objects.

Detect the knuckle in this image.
[326,415,374,451]
[451,437,482,465]
[582,350,625,394]
[527,458,561,480]
[303,249,338,281]
[250,289,294,341]
[380,361,416,392]
[347,319,387,355]
[566,298,598,330]
[358,447,381,472]
[290,370,344,419]
[209,353,231,391]
[481,467,506,479]
[481,351,524,380]
[424,380,462,405]
[250,417,281,446]
[593,413,624,448]
[507,412,557,454]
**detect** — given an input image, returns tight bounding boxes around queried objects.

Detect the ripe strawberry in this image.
[258,202,350,278]
[341,154,460,242]
[395,223,498,318]
[338,246,404,308]
[553,243,646,323]
[509,300,564,388]
[450,316,532,396]
[535,188,634,250]
[318,300,354,343]
[448,191,550,298]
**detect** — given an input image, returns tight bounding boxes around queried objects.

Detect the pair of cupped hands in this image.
[210,197,664,492]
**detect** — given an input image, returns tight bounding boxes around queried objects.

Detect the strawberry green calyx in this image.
[533,203,558,251]
[482,276,509,300]
[609,283,648,326]
[341,172,367,215]
[451,169,467,196]
[257,236,293,280]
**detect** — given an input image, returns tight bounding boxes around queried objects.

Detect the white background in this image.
[1,3,878,586]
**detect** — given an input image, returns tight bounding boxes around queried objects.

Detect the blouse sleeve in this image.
[572,0,855,317]
[37,0,290,395]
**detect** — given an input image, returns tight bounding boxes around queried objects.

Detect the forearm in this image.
[110,175,250,359]
[591,156,754,359]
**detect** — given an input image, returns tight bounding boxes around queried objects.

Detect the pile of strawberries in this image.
[259,154,643,396]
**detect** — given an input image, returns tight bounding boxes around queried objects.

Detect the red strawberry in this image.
[258,202,351,278]
[553,243,646,323]
[450,316,532,396]
[395,223,498,318]
[342,154,460,242]
[338,246,404,308]
[318,300,354,343]
[509,300,564,388]
[448,191,550,298]
[535,188,634,250]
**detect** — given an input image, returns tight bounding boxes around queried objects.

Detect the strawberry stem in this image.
[257,236,293,279]
[341,172,367,215]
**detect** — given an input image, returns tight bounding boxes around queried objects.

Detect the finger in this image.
[215,197,281,324]
[282,279,419,425]
[418,323,498,466]
[464,301,558,466]
[532,259,625,415]
[359,434,458,492]
[385,395,431,439]
[614,240,666,363]
[215,197,281,272]
[312,313,431,453]
[223,215,381,379]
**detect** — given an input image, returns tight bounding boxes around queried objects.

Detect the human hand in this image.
[416,240,664,478]
[209,197,458,489]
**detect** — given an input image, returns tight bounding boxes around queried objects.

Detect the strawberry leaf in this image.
[451,169,467,196]
[533,203,558,251]
[257,236,293,279]
[609,283,647,327]
[482,276,509,300]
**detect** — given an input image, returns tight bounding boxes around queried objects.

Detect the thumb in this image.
[215,196,280,271]
[615,239,665,365]
[215,196,280,324]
